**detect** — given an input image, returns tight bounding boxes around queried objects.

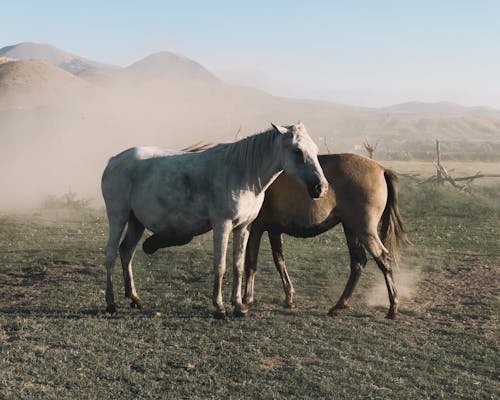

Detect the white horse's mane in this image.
[203,128,280,187]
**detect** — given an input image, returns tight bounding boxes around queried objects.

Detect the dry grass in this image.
[0,181,499,399]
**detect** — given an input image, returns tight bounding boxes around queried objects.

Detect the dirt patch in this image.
[418,254,499,306]
[261,355,288,370]
[363,254,499,341]
[414,254,499,341]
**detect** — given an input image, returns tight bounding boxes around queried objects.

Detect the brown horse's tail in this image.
[380,170,405,262]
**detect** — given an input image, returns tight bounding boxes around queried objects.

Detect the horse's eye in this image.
[294,148,303,156]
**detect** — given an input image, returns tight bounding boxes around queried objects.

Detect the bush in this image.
[40,191,93,211]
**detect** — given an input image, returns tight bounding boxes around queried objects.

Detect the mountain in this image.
[0,43,217,83]
[124,51,218,82]
[0,42,118,74]
[0,59,90,107]
[0,42,499,146]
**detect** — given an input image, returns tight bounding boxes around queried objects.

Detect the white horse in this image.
[101,123,328,318]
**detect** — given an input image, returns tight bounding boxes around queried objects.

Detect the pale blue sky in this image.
[2,1,500,107]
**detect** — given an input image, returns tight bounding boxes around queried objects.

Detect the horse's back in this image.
[104,147,181,173]
[258,153,388,234]
[101,147,182,204]
[321,153,386,198]
[321,153,388,228]
[102,146,217,235]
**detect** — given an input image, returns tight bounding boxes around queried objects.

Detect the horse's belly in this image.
[145,207,211,234]
[132,195,211,237]
[266,199,340,237]
[277,201,333,227]
[156,217,211,237]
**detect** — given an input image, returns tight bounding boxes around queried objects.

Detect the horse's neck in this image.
[250,154,283,194]
[235,136,283,195]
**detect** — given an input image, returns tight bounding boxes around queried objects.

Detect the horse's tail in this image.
[380,169,405,262]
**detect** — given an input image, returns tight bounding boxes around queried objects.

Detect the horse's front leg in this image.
[243,224,264,306]
[268,231,296,309]
[212,221,232,319]
[231,225,250,317]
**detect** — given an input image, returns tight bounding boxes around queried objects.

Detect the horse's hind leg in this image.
[328,225,367,316]
[119,212,145,309]
[362,232,400,319]
[104,212,128,313]
[374,251,399,319]
[268,232,296,309]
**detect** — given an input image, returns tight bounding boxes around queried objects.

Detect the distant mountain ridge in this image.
[0,41,499,148]
[0,42,219,85]
[1,42,498,116]
[0,42,118,74]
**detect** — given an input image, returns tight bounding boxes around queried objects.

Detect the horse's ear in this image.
[295,120,305,130]
[271,123,288,135]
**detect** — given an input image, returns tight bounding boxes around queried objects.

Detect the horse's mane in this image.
[210,128,279,179]
[180,142,213,153]
[215,128,279,166]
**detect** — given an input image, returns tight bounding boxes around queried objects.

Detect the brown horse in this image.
[242,153,405,319]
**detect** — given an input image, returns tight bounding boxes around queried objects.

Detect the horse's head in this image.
[272,122,328,199]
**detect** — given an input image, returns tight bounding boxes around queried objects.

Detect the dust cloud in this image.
[2,54,373,210]
[2,57,499,211]
[365,262,422,307]
[0,70,305,210]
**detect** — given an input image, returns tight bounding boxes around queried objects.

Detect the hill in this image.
[124,51,218,82]
[0,42,117,74]
[0,59,90,107]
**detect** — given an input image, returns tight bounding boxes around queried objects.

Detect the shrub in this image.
[40,191,93,211]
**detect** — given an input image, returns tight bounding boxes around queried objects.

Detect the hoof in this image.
[213,310,226,320]
[233,307,249,318]
[242,297,253,306]
[386,311,400,320]
[106,304,117,314]
[130,299,144,309]
[327,306,345,316]
[284,301,297,310]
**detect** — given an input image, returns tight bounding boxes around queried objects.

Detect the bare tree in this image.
[363,138,379,159]
[413,139,500,192]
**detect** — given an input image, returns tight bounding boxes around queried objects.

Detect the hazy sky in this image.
[2,0,500,107]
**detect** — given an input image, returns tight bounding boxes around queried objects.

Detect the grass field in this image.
[0,176,499,399]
